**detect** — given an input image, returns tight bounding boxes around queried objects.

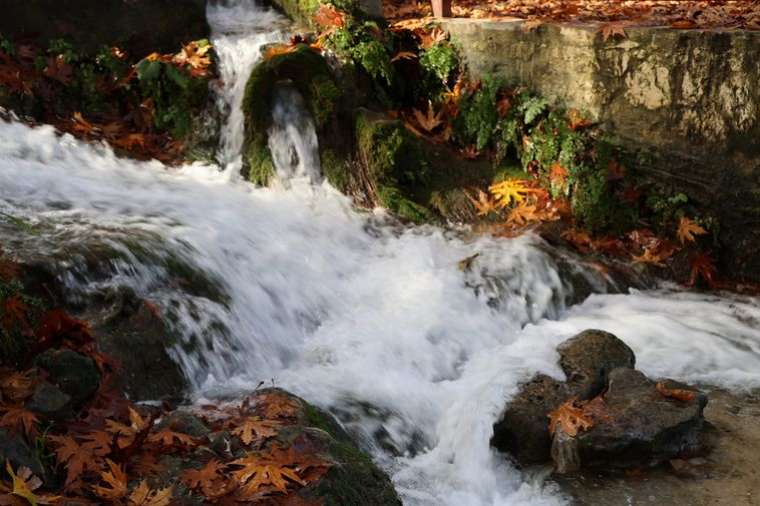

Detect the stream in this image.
[1,1,760,505]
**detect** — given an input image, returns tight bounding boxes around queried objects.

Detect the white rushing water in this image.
[2,1,760,505]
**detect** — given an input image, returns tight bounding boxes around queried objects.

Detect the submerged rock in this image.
[492,329,708,472]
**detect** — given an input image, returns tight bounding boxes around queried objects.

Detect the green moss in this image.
[454,76,501,151]
[302,403,401,506]
[309,74,341,129]
[352,39,393,85]
[377,186,432,223]
[419,42,459,84]
[320,148,350,191]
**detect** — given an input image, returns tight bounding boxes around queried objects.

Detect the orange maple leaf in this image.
[548,398,594,437]
[656,382,697,402]
[677,217,707,244]
[147,429,196,447]
[128,480,173,506]
[230,417,280,446]
[412,103,444,133]
[92,459,128,501]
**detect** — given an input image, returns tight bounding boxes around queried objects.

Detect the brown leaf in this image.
[230,417,280,446]
[146,429,196,448]
[412,103,444,132]
[92,459,128,501]
[599,21,628,42]
[0,406,38,437]
[656,382,697,402]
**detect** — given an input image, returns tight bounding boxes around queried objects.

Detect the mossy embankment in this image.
[244,0,755,286]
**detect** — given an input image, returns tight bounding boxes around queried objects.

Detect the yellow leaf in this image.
[488,179,535,208]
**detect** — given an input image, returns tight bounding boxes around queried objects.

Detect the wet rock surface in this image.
[493,329,709,472]
[554,389,760,506]
[567,368,707,470]
[558,329,636,399]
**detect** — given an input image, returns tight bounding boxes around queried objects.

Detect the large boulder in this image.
[1,0,209,57]
[557,329,636,399]
[492,329,636,463]
[492,330,707,472]
[564,368,708,470]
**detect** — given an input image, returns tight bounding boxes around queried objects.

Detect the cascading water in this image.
[1,1,760,505]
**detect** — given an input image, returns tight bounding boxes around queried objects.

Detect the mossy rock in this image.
[260,389,402,506]
[242,44,341,185]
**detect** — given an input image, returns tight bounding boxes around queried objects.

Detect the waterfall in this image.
[1,2,759,505]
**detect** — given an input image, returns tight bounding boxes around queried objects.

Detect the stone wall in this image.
[443,18,760,280]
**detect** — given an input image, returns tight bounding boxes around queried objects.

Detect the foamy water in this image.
[1,2,759,505]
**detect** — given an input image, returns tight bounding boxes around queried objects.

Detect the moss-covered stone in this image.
[242,44,341,185]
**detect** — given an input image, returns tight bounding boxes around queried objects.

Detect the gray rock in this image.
[491,374,574,464]
[157,410,210,438]
[0,428,46,478]
[558,329,635,399]
[570,368,708,470]
[26,381,72,420]
[36,348,100,405]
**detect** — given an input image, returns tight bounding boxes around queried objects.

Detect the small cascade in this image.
[267,86,322,183]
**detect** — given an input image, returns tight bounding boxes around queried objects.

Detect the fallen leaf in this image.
[489,179,536,208]
[548,398,594,437]
[599,21,628,42]
[92,459,128,501]
[656,382,697,402]
[677,217,707,244]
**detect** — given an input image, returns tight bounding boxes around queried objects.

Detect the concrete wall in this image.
[443,18,760,280]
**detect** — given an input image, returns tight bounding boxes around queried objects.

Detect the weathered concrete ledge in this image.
[443,18,760,280]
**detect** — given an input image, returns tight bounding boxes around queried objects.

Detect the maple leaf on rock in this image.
[147,428,196,448]
[0,369,36,403]
[548,398,594,437]
[230,417,280,445]
[656,382,696,402]
[677,216,706,244]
